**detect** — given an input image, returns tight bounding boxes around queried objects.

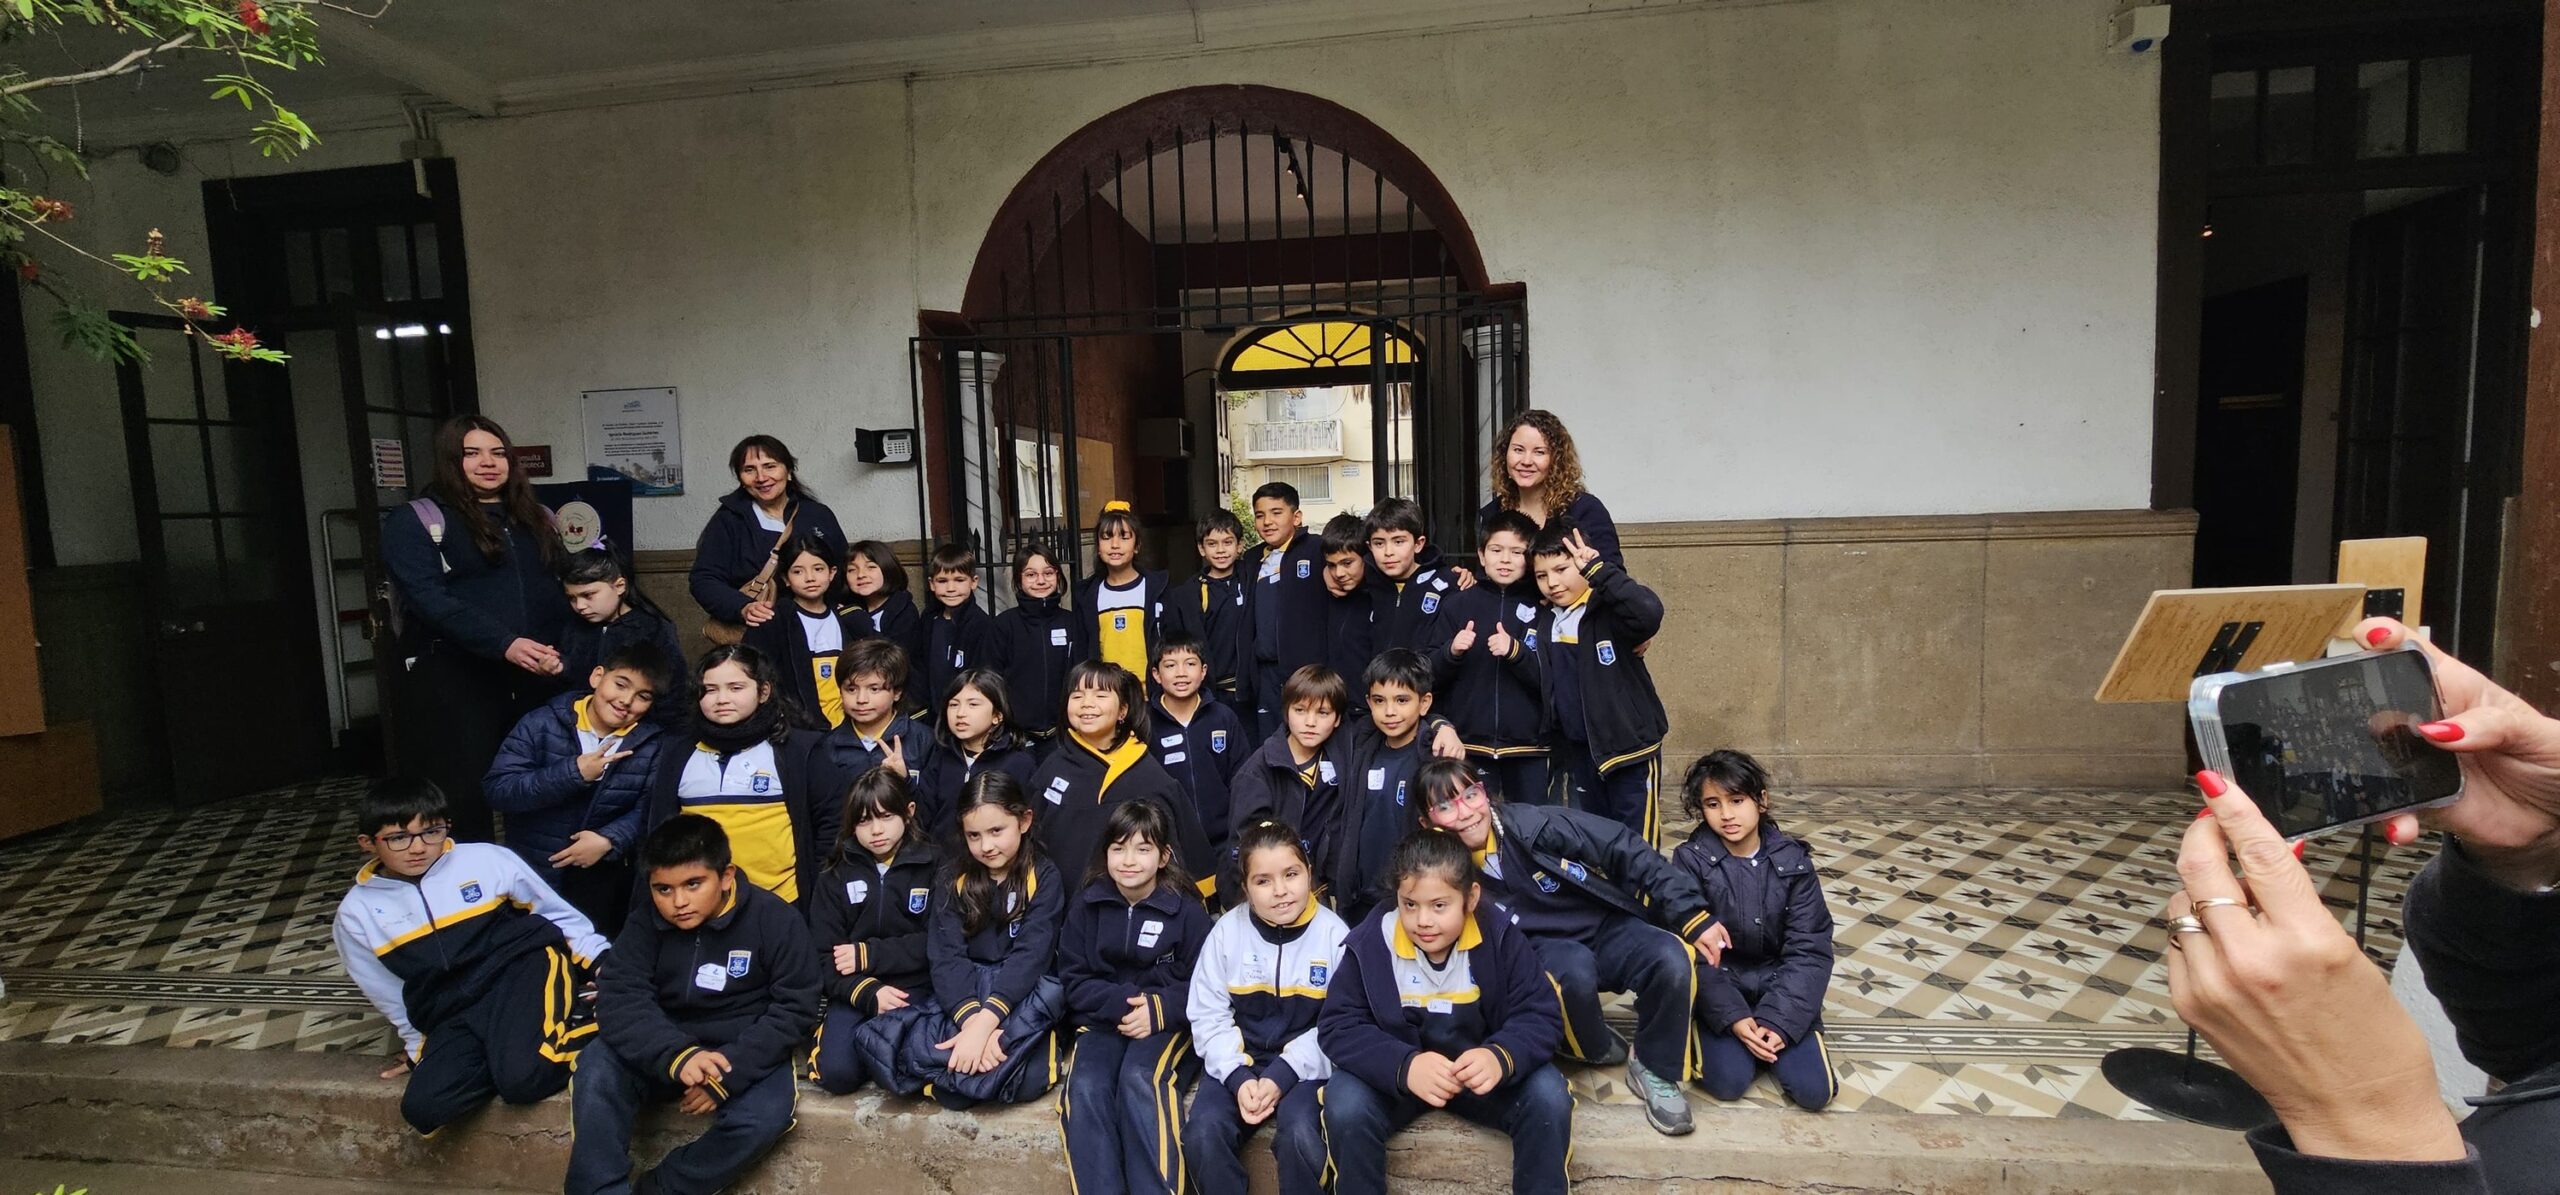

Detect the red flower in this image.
[211,327,261,353]
[27,197,71,223]
[237,1,270,35]
[16,260,37,282]
[176,297,214,320]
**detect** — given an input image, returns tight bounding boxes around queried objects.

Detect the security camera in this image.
[2107,5,2171,55]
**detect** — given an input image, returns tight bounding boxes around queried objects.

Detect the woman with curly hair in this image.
[1477,409,1622,567]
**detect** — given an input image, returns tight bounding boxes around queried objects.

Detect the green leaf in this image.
[52,304,148,365]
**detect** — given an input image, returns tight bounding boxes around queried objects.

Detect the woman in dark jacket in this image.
[1476,408,1623,568]
[381,414,570,841]
[1669,750,1837,1111]
[688,435,850,630]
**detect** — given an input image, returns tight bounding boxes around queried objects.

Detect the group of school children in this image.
[334,480,1839,1195]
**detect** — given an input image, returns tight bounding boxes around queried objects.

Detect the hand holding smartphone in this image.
[2189,646,2463,841]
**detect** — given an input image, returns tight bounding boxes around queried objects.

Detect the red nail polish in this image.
[2196,770,2228,798]
[2291,841,2306,861]
[2195,807,2212,821]
[2365,627,2391,647]
[2418,721,2466,743]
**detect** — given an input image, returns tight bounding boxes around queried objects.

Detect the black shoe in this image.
[1577,1030,1630,1067]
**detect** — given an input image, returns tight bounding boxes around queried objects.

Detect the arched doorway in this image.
[912,86,1524,596]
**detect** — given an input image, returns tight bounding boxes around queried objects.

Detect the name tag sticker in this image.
[1367,767,1386,790]
[693,963,728,992]
[1426,997,1453,1014]
[1137,919,1164,948]
[1160,734,1184,748]
[1164,751,1187,764]
[1051,627,1069,646]
[1516,603,1536,623]
[846,880,870,903]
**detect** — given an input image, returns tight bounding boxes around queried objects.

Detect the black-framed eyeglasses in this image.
[376,824,452,851]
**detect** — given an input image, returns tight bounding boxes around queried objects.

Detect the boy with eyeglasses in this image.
[333,777,615,1135]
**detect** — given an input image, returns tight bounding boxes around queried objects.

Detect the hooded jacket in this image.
[1168,567,1252,694]
[642,729,844,909]
[1520,559,1668,774]
[989,591,1086,736]
[928,854,1067,1025]
[484,691,668,862]
[1367,544,1458,657]
[1029,733,1218,901]
[846,588,930,714]
[807,838,941,1014]
[921,597,999,717]
[911,733,1038,839]
[1148,696,1250,853]
[1426,575,1546,752]
[1481,803,1718,941]
[1670,824,1831,1043]
[743,601,868,729]
[687,490,849,623]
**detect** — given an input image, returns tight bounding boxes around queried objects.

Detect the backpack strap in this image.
[407,496,451,574]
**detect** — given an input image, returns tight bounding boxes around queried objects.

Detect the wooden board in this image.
[0,427,43,736]
[1073,434,1117,527]
[2095,584,2367,703]
[2335,536,2428,634]
[0,721,99,841]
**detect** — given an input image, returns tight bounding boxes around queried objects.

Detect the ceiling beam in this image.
[323,18,499,118]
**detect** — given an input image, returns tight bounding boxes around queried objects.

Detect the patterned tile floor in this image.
[0,780,2421,1118]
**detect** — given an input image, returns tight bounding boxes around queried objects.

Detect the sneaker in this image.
[1579,1029,1630,1067]
[1627,1056,1695,1136]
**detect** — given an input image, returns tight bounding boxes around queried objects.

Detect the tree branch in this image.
[3,30,196,97]
[270,0,397,19]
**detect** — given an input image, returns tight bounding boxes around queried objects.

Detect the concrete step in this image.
[0,1160,536,1195]
[0,1041,2268,1193]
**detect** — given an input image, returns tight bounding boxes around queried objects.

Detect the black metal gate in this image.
[909,333,1081,603]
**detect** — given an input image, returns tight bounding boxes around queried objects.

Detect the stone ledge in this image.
[0,1041,2267,1194]
[1620,509,2198,550]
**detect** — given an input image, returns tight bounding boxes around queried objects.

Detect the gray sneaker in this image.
[1627,1055,1695,1136]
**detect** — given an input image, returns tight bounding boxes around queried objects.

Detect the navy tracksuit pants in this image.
[401,944,584,1134]
[1551,740,1662,846]
[1183,1078,1328,1195]
[1320,1065,1573,1195]
[1476,751,1553,808]
[1533,916,1696,1081]
[563,1041,796,1195]
[810,1001,880,1094]
[1698,1024,1836,1110]
[1060,1028,1197,1195]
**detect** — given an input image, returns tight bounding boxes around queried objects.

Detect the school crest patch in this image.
[726,949,754,978]
[1535,872,1560,893]
[908,888,930,914]
[1209,730,1229,753]
[751,772,774,794]
[1596,641,1617,666]
[1420,593,1440,614]
[458,882,484,904]
[1308,962,1330,987]
[1008,919,1025,939]
[1296,560,1312,579]
[1113,613,1131,631]
[1562,859,1589,882]
[817,661,834,679]
[1525,630,1539,650]
[1395,779,1408,807]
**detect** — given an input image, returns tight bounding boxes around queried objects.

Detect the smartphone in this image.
[2188,646,2463,841]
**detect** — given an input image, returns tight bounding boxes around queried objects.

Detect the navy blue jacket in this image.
[1058,879,1213,1032]
[1319,906,1562,1095]
[1481,803,1717,941]
[846,589,930,714]
[484,691,667,862]
[556,603,686,707]
[911,734,1037,840]
[989,593,1086,737]
[1168,569,1252,694]
[919,598,999,720]
[1227,730,1342,878]
[1324,587,1378,704]
[1326,715,1455,918]
[1243,529,1329,679]
[928,855,1066,1025]
[1029,737,1218,901]
[1671,825,1832,1044]
[641,730,845,911]
[597,880,821,1096]
[382,495,568,661]
[1426,577,1544,750]
[1367,546,1459,658]
[687,490,849,623]
[1521,560,1668,774]
[807,840,940,1014]
[742,602,867,730]
[821,713,939,813]
[1147,697,1250,853]
[1478,491,1623,569]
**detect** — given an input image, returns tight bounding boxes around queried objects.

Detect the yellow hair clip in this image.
[1103,500,1132,514]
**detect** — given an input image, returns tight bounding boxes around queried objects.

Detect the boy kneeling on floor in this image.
[335,777,615,1136]
[567,815,820,1195]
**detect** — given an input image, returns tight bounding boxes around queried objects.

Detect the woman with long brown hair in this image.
[689,434,850,635]
[1478,408,1624,567]
[381,414,569,840]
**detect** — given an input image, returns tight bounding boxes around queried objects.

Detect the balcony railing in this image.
[1246,418,1343,459]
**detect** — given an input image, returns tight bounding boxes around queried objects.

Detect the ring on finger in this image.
[2167,915,2208,935]
[2191,897,2251,914]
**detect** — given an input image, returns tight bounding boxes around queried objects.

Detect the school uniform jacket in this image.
[1671,826,1832,1044]
[596,879,821,1099]
[1319,907,1563,1095]
[847,589,931,713]
[382,496,569,661]
[334,840,613,1058]
[911,735,1038,840]
[688,490,849,623]
[1030,736,1219,900]
[989,592,1086,737]
[1521,560,1668,775]
[1147,698,1250,852]
[744,602,868,729]
[1168,569,1252,695]
[822,712,941,814]
[1058,879,1214,1033]
[920,598,1000,716]
[1074,569,1174,684]
[1481,804,1718,941]
[643,730,844,909]
[1324,587,1379,697]
[1188,901,1348,1099]
[1426,578,1545,751]
[555,603,686,710]
[928,855,1067,1025]
[1242,530,1330,681]
[1227,731,1343,878]
[1477,491,1624,569]
[1327,714,1456,915]
[808,840,941,1014]
[1368,545,1458,658]
[484,691,667,861]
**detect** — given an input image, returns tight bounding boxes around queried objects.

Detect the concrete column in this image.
[1463,323,1521,511]
[2505,1,2560,707]
[952,350,1006,568]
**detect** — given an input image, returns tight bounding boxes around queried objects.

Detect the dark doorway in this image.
[2192,276,2308,588]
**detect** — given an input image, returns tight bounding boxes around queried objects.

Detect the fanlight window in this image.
[1227,320,1415,372]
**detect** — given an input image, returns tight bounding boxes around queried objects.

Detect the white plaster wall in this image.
[24,0,2163,555]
